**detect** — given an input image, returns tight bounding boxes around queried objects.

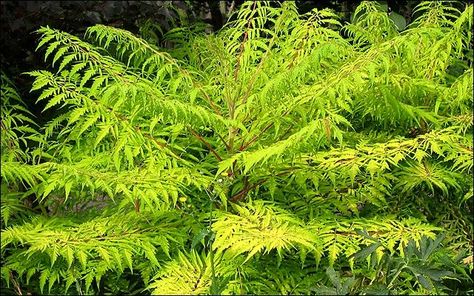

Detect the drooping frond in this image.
[1,210,190,294]
[212,201,441,267]
[1,72,39,162]
[212,201,316,261]
[148,251,249,295]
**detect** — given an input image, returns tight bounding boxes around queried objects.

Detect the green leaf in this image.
[43,93,67,111]
[84,272,94,294]
[80,69,96,88]
[52,47,69,67]
[36,33,56,51]
[64,181,73,201]
[64,273,76,294]
[416,274,433,290]
[77,114,100,137]
[44,41,61,61]
[39,269,50,294]
[351,242,381,261]
[42,182,56,200]
[142,241,159,266]
[25,268,37,285]
[48,270,59,293]
[64,246,74,269]
[191,228,211,249]
[68,107,88,125]
[76,250,88,270]
[97,247,111,264]
[69,61,88,77]
[94,125,111,148]
[389,12,406,31]
[414,149,428,163]
[328,243,340,266]
[366,160,379,177]
[326,266,342,291]
[123,249,134,273]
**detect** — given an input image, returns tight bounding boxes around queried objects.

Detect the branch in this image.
[230,167,298,202]
[239,103,295,151]
[102,104,167,149]
[232,0,257,84]
[230,178,267,202]
[278,124,294,141]
[188,127,223,161]
[199,85,222,116]
[9,272,22,295]
[216,131,231,151]
[134,198,140,213]
[227,0,236,20]
[239,122,274,151]
[239,32,278,107]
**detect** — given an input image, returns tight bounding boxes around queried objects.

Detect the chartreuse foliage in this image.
[1,1,473,294]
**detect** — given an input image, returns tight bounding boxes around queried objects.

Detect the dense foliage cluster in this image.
[1,1,473,294]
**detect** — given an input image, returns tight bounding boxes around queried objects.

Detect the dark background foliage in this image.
[0,1,194,123]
